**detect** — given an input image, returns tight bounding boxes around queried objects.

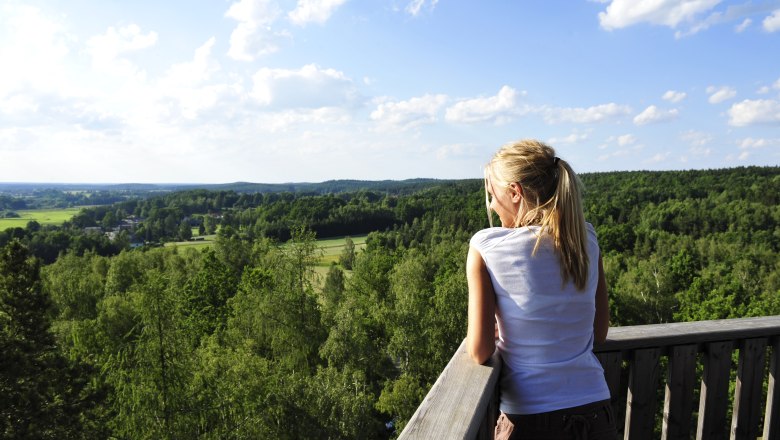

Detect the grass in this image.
[165,233,368,271]
[0,208,82,231]
[164,235,217,251]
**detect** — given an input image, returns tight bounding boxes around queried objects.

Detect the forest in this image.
[1,166,778,439]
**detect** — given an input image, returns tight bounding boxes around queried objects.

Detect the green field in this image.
[0,208,82,231]
[165,234,367,276]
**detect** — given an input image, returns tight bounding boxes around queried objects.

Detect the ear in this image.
[508,183,523,202]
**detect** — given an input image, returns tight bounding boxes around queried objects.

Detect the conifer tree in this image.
[0,240,104,438]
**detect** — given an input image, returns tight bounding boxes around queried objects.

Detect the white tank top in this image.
[470,223,610,414]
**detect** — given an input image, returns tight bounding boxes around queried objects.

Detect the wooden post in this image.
[697,340,734,440]
[765,336,780,440]
[662,344,697,440]
[624,347,661,440]
[731,338,767,440]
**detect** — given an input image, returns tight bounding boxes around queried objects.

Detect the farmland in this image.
[0,207,81,230]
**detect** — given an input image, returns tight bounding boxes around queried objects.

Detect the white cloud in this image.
[645,152,671,164]
[0,4,72,98]
[633,105,679,125]
[728,99,780,126]
[251,64,359,108]
[617,134,637,146]
[160,38,219,88]
[735,18,752,32]
[763,9,780,32]
[225,0,284,61]
[435,143,476,160]
[543,103,631,124]
[662,90,687,103]
[598,135,643,161]
[681,130,712,156]
[289,0,347,26]
[681,130,713,147]
[546,132,589,145]
[156,38,241,120]
[406,0,439,16]
[739,137,779,149]
[444,86,522,124]
[597,0,721,31]
[370,94,448,130]
[706,85,737,104]
[256,107,352,133]
[86,24,157,77]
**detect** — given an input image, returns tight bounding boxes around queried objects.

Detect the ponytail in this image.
[485,140,589,290]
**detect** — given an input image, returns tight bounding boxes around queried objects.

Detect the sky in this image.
[1,0,779,184]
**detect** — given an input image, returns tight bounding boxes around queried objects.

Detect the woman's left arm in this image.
[466,246,497,364]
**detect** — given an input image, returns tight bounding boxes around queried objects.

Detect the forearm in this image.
[466,247,497,363]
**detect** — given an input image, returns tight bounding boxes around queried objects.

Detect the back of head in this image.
[485,139,589,290]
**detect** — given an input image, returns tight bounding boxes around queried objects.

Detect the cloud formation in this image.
[728,99,780,126]
[289,0,348,25]
[86,24,157,77]
[406,0,439,16]
[251,64,359,108]
[764,9,780,32]
[633,105,679,125]
[597,0,720,31]
[444,86,522,124]
[662,90,687,103]
[707,85,737,104]
[225,0,284,61]
[544,103,632,124]
[370,94,448,130]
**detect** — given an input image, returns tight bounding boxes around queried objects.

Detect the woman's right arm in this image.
[466,246,497,364]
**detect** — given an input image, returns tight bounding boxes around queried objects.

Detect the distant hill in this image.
[0,178,453,196]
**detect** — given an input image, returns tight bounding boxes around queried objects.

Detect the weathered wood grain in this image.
[697,340,734,440]
[730,338,767,440]
[398,339,502,440]
[662,344,697,440]
[625,347,661,440]
[765,336,780,440]
[595,316,780,353]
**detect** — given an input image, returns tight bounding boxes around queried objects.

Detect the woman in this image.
[466,140,616,439]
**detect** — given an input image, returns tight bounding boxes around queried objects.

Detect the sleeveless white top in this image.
[470,223,610,414]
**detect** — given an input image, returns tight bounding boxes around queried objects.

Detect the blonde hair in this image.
[484,139,589,290]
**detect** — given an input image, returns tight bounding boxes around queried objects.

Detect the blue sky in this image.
[1,0,779,183]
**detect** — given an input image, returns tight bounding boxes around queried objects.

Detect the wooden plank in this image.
[476,379,500,440]
[765,336,780,440]
[730,338,767,440]
[696,340,734,440]
[625,347,661,440]
[399,339,502,440]
[596,316,780,353]
[597,351,623,405]
[662,344,698,440]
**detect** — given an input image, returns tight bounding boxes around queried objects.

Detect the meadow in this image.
[0,207,81,230]
[165,233,368,277]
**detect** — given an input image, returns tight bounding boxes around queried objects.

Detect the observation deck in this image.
[398,315,780,440]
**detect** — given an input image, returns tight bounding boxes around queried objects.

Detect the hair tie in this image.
[553,156,560,166]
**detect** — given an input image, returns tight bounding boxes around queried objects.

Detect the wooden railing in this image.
[398,315,780,440]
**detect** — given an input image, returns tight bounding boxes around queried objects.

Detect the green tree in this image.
[339,236,356,269]
[0,240,104,438]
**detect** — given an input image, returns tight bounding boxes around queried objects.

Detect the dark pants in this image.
[497,399,617,440]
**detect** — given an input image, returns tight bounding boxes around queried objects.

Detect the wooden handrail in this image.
[399,315,780,440]
[398,339,501,440]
